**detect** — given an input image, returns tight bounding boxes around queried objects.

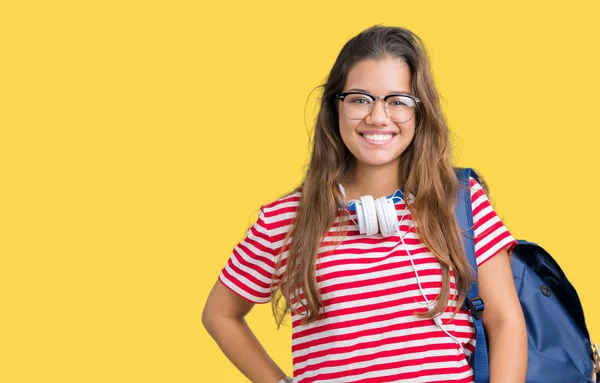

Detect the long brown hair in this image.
[270,24,489,329]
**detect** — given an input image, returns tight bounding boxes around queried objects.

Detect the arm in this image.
[202,278,289,383]
[478,248,528,382]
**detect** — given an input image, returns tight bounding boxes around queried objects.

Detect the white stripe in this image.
[315,261,442,286]
[472,203,493,225]
[263,199,300,214]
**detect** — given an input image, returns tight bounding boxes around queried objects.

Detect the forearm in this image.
[486,319,528,382]
[204,315,289,383]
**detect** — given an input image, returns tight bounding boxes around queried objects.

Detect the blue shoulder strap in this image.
[454,167,490,382]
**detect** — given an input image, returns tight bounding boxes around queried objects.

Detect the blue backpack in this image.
[454,167,600,383]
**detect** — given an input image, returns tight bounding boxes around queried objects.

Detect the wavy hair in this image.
[270,24,489,328]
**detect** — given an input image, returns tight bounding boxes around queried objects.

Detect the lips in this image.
[358,129,398,135]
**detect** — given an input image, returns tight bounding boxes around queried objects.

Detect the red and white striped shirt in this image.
[219,177,517,383]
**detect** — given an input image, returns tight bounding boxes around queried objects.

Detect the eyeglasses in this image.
[335,91,421,123]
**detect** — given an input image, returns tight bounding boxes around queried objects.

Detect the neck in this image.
[343,160,402,201]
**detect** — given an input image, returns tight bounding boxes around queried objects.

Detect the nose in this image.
[365,99,390,125]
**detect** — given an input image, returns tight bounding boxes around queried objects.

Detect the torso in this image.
[263,191,476,383]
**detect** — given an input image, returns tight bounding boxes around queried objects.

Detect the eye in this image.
[387,96,416,108]
[346,94,372,105]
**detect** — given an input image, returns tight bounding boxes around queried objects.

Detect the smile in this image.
[360,133,397,145]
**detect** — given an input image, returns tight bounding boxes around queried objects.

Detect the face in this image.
[338,56,417,169]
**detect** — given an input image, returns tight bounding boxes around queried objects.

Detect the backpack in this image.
[454,167,600,383]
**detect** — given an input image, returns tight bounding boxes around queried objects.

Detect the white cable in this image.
[393,217,469,357]
[344,194,468,357]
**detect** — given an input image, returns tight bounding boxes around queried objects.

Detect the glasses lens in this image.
[342,94,372,119]
[386,96,416,123]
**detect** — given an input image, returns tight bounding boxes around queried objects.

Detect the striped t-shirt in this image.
[218,177,517,383]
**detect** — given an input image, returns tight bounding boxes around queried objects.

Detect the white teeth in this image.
[363,134,393,141]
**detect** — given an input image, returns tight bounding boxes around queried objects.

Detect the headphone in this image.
[339,184,402,237]
[339,183,468,357]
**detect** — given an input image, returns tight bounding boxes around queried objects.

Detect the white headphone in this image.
[339,183,468,357]
[339,184,400,237]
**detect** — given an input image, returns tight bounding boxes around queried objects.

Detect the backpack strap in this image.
[454,167,490,382]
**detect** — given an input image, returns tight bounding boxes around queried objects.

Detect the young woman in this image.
[202,25,528,383]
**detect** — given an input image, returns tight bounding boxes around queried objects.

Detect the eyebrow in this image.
[346,88,413,95]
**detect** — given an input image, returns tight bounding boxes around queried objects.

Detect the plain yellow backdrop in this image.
[1,1,599,382]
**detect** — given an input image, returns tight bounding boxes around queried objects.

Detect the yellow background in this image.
[1,1,599,382]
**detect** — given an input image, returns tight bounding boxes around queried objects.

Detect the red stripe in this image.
[264,204,298,218]
[323,225,417,241]
[263,195,300,210]
[473,209,498,234]
[316,260,442,285]
[294,341,461,376]
[262,216,293,232]
[290,280,457,313]
[471,196,489,220]
[315,241,427,262]
[300,353,471,383]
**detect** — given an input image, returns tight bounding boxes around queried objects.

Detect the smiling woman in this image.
[202,24,528,383]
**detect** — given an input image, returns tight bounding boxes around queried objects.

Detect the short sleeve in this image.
[218,206,279,304]
[470,177,517,267]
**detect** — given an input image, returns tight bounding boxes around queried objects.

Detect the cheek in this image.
[338,124,351,147]
[338,119,359,145]
[400,121,416,138]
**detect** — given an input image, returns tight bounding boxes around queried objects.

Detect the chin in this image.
[356,155,402,167]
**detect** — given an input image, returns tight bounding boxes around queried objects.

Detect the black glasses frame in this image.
[335,91,421,122]
[335,91,421,105]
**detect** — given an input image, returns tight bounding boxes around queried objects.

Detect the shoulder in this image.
[469,176,484,192]
[468,175,489,200]
[469,175,484,189]
[260,189,302,222]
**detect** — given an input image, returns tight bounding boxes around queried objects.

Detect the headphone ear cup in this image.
[375,197,399,237]
[355,200,367,235]
[359,195,378,236]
